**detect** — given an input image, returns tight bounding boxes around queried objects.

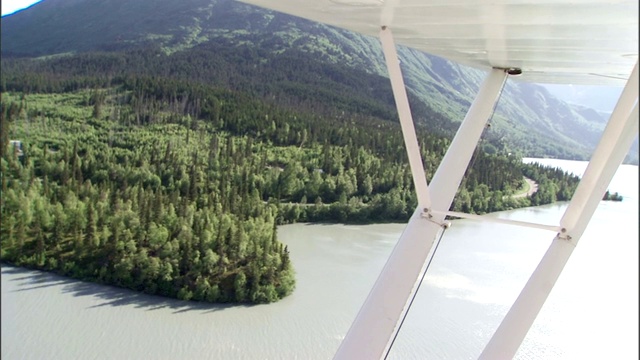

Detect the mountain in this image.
[2,0,637,164]
[541,84,623,114]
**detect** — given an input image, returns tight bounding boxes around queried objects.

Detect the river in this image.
[2,159,638,359]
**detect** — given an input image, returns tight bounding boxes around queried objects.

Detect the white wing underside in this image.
[232,1,638,358]
[236,0,638,86]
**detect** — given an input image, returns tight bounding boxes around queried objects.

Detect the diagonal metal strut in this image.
[430,210,561,233]
[480,61,639,360]
[334,26,510,360]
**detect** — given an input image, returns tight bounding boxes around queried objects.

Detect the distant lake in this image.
[2,159,638,359]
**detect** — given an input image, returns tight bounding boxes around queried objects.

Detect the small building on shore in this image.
[9,140,24,157]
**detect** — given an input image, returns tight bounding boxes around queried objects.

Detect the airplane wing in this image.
[236,0,638,85]
[233,1,638,359]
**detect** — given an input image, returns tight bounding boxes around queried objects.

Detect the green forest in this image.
[0,51,580,304]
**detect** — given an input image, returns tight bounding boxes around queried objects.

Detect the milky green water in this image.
[2,161,638,359]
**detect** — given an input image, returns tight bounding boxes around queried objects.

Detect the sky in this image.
[2,0,41,16]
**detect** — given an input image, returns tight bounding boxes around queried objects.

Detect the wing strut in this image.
[480,61,639,359]
[378,26,431,209]
[334,26,510,360]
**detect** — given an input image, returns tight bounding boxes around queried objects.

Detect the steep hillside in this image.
[2,0,635,163]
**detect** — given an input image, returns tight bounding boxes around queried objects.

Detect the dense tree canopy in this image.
[0,51,580,304]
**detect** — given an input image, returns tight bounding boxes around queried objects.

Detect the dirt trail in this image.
[513,177,538,199]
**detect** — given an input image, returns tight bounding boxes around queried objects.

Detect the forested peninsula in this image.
[0,51,580,304]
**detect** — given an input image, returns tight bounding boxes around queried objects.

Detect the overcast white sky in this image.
[2,0,42,16]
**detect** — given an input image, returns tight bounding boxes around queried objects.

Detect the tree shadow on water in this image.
[3,265,76,291]
[2,265,253,314]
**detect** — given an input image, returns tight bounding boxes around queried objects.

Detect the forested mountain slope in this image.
[2,0,635,163]
[1,71,580,303]
[0,0,624,305]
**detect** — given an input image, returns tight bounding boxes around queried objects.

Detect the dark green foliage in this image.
[602,190,623,202]
[3,0,631,165]
[1,90,296,304]
[0,52,580,303]
[522,162,581,206]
